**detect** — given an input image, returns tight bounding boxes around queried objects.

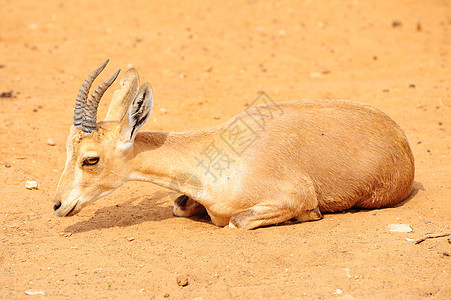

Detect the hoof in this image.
[228,222,237,229]
[173,195,206,217]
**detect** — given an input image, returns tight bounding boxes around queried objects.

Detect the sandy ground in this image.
[1,0,450,299]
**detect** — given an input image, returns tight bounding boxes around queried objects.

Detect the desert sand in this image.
[1,0,450,298]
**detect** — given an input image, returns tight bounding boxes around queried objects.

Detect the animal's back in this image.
[237,100,415,212]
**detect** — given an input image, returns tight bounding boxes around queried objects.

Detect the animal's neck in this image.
[127,131,210,199]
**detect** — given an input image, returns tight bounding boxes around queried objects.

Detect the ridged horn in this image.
[81,69,121,133]
[73,59,110,127]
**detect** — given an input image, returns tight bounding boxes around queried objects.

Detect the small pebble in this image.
[25,181,38,190]
[176,275,189,287]
[25,289,45,295]
[164,293,170,298]
[212,115,220,120]
[4,162,11,168]
[0,90,13,98]
[416,22,422,32]
[392,20,402,27]
[47,138,56,146]
[388,224,412,233]
[409,84,416,88]
[336,289,343,294]
[309,72,322,78]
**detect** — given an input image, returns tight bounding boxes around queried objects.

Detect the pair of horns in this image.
[73,59,120,133]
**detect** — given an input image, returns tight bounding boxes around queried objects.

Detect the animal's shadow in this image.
[393,181,423,207]
[63,190,211,234]
[64,181,423,233]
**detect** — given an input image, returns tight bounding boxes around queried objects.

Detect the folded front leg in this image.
[228,177,321,230]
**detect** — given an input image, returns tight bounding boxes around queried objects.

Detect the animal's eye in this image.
[83,157,99,166]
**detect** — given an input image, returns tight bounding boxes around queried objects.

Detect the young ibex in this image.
[53,60,415,229]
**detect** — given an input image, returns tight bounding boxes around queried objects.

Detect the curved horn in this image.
[73,59,110,126]
[81,69,121,133]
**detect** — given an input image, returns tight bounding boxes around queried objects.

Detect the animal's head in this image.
[53,60,153,216]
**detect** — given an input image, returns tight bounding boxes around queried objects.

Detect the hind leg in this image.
[284,207,323,224]
[173,195,207,217]
[229,179,321,230]
[229,203,322,230]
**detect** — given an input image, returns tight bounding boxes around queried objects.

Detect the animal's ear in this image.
[119,83,153,144]
[104,68,140,122]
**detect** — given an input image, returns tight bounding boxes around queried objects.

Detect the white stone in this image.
[388,224,412,233]
[25,289,45,295]
[46,138,56,146]
[25,181,38,190]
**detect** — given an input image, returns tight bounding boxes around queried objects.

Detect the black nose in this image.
[53,201,62,211]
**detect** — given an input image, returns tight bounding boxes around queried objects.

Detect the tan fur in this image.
[54,68,415,230]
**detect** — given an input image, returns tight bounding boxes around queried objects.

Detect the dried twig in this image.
[413,232,450,244]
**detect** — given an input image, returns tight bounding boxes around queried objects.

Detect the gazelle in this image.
[53,60,415,230]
